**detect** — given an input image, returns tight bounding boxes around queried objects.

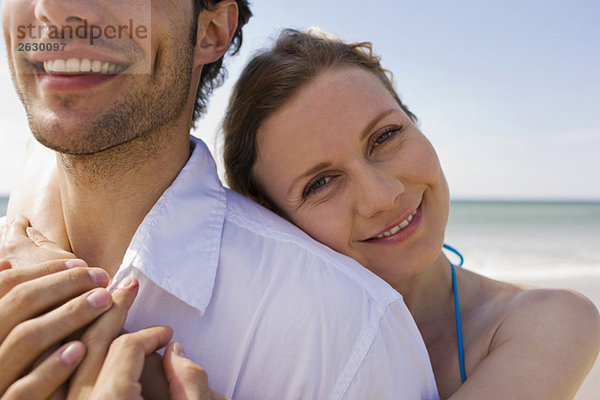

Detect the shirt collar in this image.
[115,136,226,313]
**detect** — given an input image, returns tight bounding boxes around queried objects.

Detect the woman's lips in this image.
[370,209,418,240]
[363,203,423,244]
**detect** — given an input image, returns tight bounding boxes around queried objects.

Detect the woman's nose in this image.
[354,168,405,219]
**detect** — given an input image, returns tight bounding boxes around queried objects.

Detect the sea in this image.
[1,196,599,279]
[444,200,600,280]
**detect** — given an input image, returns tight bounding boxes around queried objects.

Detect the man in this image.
[0,0,438,398]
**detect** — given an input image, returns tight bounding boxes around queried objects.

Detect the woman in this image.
[223,29,600,399]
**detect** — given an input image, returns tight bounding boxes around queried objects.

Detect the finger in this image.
[140,351,171,400]
[48,386,68,400]
[0,221,7,239]
[0,266,108,339]
[6,215,30,237]
[90,326,173,400]
[1,217,76,268]
[67,277,140,400]
[164,342,213,400]
[2,341,85,400]
[0,216,31,258]
[0,258,89,298]
[26,227,66,252]
[30,343,61,370]
[0,258,11,272]
[0,288,113,393]
[0,223,11,272]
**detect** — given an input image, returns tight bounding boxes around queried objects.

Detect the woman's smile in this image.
[360,201,421,243]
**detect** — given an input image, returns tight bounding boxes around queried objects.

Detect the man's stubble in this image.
[16,31,195,180]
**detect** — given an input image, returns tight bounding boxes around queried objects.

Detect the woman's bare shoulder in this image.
[503,286,600,342]
[452,271,600,399]
[476,271,600,354]
[465,270,599,334]
[494,285,599,397]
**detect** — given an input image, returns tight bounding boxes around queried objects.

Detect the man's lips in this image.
[361,204,421,241]
[35,72,122,91]
[42,58,126,74]
[27,45,129,64]
[27,46,130,74]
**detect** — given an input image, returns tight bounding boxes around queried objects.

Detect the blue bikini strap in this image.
[443,243,467,383]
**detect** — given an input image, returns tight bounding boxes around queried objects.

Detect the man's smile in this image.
[42,58,126,74]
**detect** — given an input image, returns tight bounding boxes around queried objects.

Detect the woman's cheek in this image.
[296,208,348,251]
[407,137,444,183]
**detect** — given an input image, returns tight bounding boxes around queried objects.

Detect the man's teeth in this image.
[43,58,123,74]
[374,210,418,240]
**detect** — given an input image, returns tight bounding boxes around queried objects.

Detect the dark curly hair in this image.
[191,0,252,125]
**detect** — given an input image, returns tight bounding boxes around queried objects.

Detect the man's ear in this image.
[193,0,238,66]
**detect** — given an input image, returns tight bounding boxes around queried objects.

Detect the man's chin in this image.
[31,130,110,156]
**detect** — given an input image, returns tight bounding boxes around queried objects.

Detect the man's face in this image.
[2,0,197,155]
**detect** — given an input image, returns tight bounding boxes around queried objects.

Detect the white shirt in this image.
[4,137,439,399]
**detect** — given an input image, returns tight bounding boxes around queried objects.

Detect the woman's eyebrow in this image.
[360,109,397,141]
[288,161,332,196]
[285,109,399,197]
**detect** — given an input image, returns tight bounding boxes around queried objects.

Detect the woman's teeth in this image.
[43,58,124,74]
[373,209,417,240]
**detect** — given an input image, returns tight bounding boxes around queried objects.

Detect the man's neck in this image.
[56,130,192,276]
[8,126,192,278]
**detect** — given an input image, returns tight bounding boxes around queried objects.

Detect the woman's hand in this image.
[0,217,140,400]
[87,327,228,400]
[0,217,114,398]
[0,341,86,399]
[163,342,231,400]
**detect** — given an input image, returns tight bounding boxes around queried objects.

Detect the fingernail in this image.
[88,268,109,286]
[65,259,88,269]
[87,289,111,308]
[0,259,12,270]
[60,342,85,366]
[173,342,187,358]
[26,227,44,238]
[117,276,136,289]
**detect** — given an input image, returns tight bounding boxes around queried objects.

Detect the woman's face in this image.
[253,67,450,282]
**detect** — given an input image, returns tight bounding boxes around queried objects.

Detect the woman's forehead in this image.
[259,67,399,140]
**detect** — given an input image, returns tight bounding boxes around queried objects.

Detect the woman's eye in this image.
[372,126,403,149]
[304,176,332,197]
[373,131,392,147]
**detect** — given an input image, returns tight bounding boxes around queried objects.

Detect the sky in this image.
[0,0,599,200]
